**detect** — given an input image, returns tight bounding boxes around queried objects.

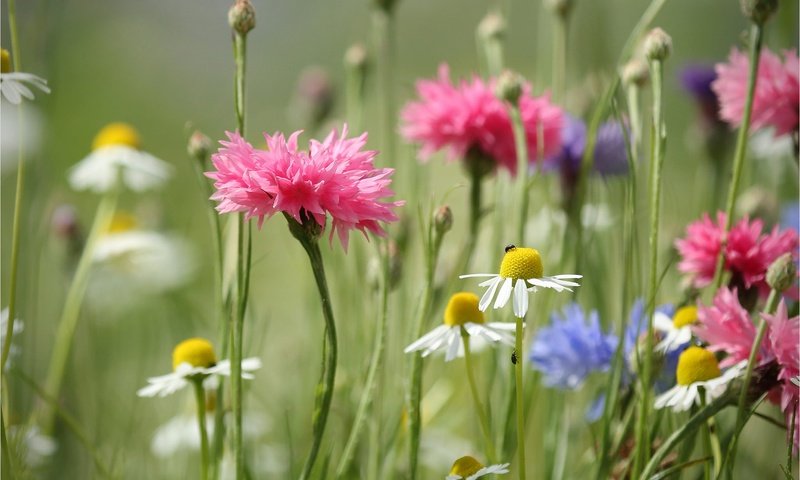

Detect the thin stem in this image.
[373,8,396,163]
[1,411,14,479]
[626,84,643,161]
[699,391,713,480]
[551,11,568,105]
[514,315,527,480]
[193,380,210,480]
[711,23,764,290]
[461,331,497,463]
[509,104,530,244]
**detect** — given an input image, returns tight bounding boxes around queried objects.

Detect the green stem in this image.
[551,11,568,105]
[711,22,764,290]
[626,84,643,162]
[699,391,713,480]
[344,49,367,134]
[373,8,396,163]
[509,103,530,244]
[1,411,14,479]
[461,331,497,463]
[193,380,210,480]
[514,315,527,480]
[632,55,666,479]
[38,192,118,434]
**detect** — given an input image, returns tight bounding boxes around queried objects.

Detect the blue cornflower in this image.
[679,64,717,104]
[781,202,799,233]
[545,114,630,178]
[529,303,617,390]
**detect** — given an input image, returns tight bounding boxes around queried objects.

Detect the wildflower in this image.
[764,301,800,448]
[460,245,581,318]
[623,300,684,388]
[68,123,172,193]
[446,455,510,480]
[0,49,49,104]
[529,303,617,389]
[712,48,799,137]
[654,305,697,353]
[137,338,261,398]
[675,211,798,293]
[643,28,672,62]
[151,410,269,458]
[680,64,723,128]
[400,64,562,176]
[781,202,799,233]
[655,346,746,412]
[692,288,760,368]
[207,125,402,250]
[404,292,516,362]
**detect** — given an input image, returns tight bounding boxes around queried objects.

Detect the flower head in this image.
[764,301,800,448]
[207,125,403,250]
[461,245,581,318]
[693,287,759,368]
[654,305,697,353]
[68,123,172,193]
[400,64,562,176]
[0,48,50,105]
[712,48,799,137]
[529,303,617,389]
[446,455,510,480]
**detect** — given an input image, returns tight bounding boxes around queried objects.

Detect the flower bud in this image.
[543,0,573,17]
[495,70,524,105]
[289,66,335,130]
[643,28,672,62]
[477,12,506,41]
[434,206,453,235]
[740,0,778,25]
[187,130,213,162]
[228,0,255,35]
[766,253,796,292]
[621,58,649,87]
[344,43,369,72]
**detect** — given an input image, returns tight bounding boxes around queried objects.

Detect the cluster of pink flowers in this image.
[695,289,799,447]
[207,126,403,249]
[400,64,563,175]
[675,212,798,293]
[712,47,799,137]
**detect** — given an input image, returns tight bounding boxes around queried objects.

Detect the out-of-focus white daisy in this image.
[1,104,43,174]
[654,305,696,353]
[526,204,613,249]
[404,292,517,362]
[137,338,261,398]
[461,246,582,318]
[68,123,172,193]
[749,127,794,161]
[654,346,746,412]
[1,307,23,370]
[0,49,49,105]
[151,410,270,458]
[445,455,510,480]
[220,444,289,478]
[8,425,57,467]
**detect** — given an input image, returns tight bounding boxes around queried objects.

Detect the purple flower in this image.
[680,64,718,103]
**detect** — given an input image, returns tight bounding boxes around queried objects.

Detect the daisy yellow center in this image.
[676,346,721,386]
[172,338,217,370]
[106,212,138,234]
[92,122,141,150]
[1,49,11,74]
[444,292,485,326]
[499,247,543,280]
[450,456,484,477]
[672,305,698,329]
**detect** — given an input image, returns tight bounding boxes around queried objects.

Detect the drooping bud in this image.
[766,253,797,292]
[187,130,213,162]
[740,0,778,25]
[621,58,649,87]
[643,28,672,62]
[433,205,453,235]
[495,70,524,105]
[228,0,255,35]
[477,11,506,41]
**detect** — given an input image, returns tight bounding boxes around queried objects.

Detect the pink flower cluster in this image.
[695,290,799,447]
[400,64,563,175]
[712,47,799,137]
[207,126,403,249]
[675,212,798,293]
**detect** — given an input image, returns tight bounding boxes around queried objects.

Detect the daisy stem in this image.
[711,22,764,291]
[461,330,497,463]
[508,103,530,245]
[697,390,719,480]
[625,83,643,163]
[193,380,211,480]
[632,54,666,479]
[38,191,118,434]
[513,315,527,480]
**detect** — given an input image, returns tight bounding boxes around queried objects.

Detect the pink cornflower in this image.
[207,125,403,249]
[675,212,798,292]
[712,47,799,137]
[400,64,562,175]
[694,287,761,368]
[764,301,800,449]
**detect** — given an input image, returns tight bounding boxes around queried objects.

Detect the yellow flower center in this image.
[444,292,485,326]
[92,122,141,150]
[450,456,484,477]
[1,49,11,74]
[172,338,217,370]
[106,212,138,234]
[672,305,698,329]
[676,346,721,386]
[499,246,543,280]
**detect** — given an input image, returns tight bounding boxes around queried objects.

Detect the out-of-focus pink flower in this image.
[712,48,799,137]
[207,126,403,250]
[763,301,800,449]
[675,212,798,292]
[694,287,762,368]
[400,64,562,176]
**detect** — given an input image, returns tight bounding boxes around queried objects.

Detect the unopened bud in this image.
[228,0,255,35]
[477,12,506,41]
[766,253,796,292]
[740,0,778,24]
[621,58,649,87]
[434,206,453,235]
[187,131,213,161]
[344,43,368,72]
[543,0,573,17]
[289,67,335,129]
[495,70,524,105]
[643,28,672,62]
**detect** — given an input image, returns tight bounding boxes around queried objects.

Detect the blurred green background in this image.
[2,0,798,478]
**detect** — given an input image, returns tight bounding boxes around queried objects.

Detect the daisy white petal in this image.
[493,277,514,309]
[478,276,502,311]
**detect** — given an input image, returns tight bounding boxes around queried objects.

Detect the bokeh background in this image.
[2,0,798,478]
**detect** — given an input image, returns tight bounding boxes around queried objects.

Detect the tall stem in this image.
[509,104,530,244]
[193,380,210,480]
[461,331,496,463]
[513,315,527,480]
[711,23,764,290]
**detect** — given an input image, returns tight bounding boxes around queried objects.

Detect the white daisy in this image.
[151,411,269,458]
[654,305,696,353]
[460,245,582,318]
[445,455,510,480]
[138,338,261,398]
[404,292,518,362]
[654,346,746,412]
[0,49,49,105]
[68,123,172,193]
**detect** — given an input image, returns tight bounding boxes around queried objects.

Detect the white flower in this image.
[0,49,49,105]
[653,305,696,353]
[404,292,517,362]
[445,455,510,480]
[151,411,270,458]
[1,104,43,173]
[655,346,746,412]
[461,246,581,318]
[8,425,57,467]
